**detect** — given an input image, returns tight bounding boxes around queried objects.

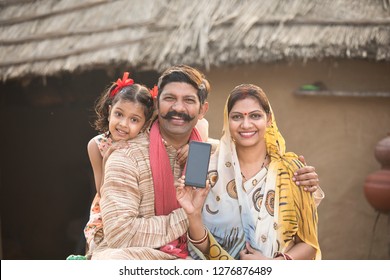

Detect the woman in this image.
[176,84,321,260]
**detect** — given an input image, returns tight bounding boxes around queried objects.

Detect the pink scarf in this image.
[149,120,202,258]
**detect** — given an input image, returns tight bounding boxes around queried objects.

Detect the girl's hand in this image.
[102,140,129,169]
[176,176,210,216]
[99,140,130,195]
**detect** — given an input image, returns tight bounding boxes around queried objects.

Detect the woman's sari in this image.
[189,101,321,260]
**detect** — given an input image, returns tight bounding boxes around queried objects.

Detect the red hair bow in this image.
[110,72,134,98]
[150,85,158,99]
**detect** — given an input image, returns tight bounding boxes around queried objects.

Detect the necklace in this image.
[241,154,268,182]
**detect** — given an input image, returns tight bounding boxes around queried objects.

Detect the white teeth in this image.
[117,129,127,134]
[240,132,256,137]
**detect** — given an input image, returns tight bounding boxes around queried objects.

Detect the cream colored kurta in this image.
[91,132,189,260]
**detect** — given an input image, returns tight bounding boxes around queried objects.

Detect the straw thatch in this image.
[0,0,389,81]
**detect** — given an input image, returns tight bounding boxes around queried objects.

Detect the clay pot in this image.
[364,133,390,213]
[364,169,390,213]
[375,133,390,169]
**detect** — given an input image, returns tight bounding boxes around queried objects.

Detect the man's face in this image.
[158,82,207,141]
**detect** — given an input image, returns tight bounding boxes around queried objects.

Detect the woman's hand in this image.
[177,144,189,168]
[176,176,210,216]
[293,155,320,193]
[239,242,270,260]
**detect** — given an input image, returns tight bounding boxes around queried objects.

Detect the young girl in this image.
[84,72,156,255]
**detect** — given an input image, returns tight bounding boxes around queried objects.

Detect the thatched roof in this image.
[1,0,389,81]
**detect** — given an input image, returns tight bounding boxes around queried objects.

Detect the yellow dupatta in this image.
[265,109,321,259]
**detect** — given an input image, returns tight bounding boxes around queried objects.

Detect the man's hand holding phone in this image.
[176,175,211,216]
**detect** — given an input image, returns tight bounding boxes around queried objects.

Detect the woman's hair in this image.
[93,83,154,133]
[157,65,210,104]
[227,84,271,116]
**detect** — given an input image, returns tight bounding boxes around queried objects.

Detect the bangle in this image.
[274,252,293,260]
[187,227,208,245]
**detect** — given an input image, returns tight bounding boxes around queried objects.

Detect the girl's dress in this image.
[84,133,112,257]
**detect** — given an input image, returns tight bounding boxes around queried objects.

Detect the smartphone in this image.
[184,141,212,188]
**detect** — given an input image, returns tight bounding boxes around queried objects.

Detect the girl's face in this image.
[228,97,271,149]
[108,100,146,142]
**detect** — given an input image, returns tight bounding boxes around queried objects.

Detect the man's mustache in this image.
[161,110,195,122]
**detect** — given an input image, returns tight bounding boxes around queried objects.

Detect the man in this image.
[90,65,320,260]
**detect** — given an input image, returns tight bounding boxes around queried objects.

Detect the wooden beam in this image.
[215,17,390,27]
[0,0,116,26]
[0,34,156,67]
[294,90,390,97]
[0,20,156,45]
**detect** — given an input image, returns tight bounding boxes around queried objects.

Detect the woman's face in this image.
[228,97,271,149]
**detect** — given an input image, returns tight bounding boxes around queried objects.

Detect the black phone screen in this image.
[184,141,212,188]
